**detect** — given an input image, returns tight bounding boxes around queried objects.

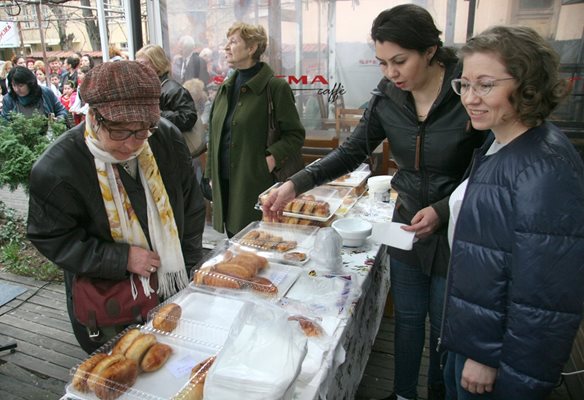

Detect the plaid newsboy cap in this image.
[80,60,161,125]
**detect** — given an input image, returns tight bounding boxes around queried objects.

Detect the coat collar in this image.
[222,62,274,94]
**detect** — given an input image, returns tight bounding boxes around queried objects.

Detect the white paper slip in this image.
[373,222,417,250]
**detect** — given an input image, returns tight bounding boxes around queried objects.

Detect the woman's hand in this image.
[401,206,440,239]
[127,246,161,278]
[261,180,297,221]
[461,358,497,394]
[266,155,276,173]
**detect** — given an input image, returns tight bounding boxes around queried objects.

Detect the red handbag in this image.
[72,273,159,333]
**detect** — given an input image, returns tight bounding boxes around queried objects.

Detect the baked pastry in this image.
[248,276,278,295]
[72,353,108,392]
[87,354,125,392]
[288,315,324,337]
[173,356,216,400]
[214,262,256,280]
[283,251,307,262]
[152,303,182,333]
[290,199,305,213]
[299,194,316,201]
[195,270,241,289]
[234,251,269,269]
[92,358,138,400]
[140,343,173,372]
[111,328,141,355]
[313,202,330,217]
[124,333,157,364]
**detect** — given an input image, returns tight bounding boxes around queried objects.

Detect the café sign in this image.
[0,21,20,48]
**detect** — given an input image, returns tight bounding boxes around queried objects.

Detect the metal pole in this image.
[124,0,143,59]
[34,3,47,64]
[96,0,110,61]
[466,0,477,41]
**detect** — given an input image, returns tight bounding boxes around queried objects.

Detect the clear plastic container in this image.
[230,221,319,265]
[191,241,301,300]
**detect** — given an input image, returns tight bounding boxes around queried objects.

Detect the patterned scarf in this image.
[84,124,188,299]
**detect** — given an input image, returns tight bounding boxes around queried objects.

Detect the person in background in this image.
[47,56,62,74]
[35,66,61,97]
[0,60,12,96]
[49,73,61,92]
[33,60,45,72]
[14,56,26,68]
[70,65,90,125]
[183,78,209,127]
[263,5,487,400]
[59,80,76,111]
[175,35,210,85]
[2,66,67,121]
[27,61,206,353]
[442,25,584,400]
[59,56,80,93]
[80,54,95,69]
[206,22,305,236]
[26,58,35,71]
[135,44,197,134]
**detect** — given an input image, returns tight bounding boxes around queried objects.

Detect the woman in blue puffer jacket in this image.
[443,25,584,400]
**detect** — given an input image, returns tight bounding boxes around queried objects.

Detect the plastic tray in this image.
[230,221,318,265]
[191,242,301,300]
[65,325,221,400]
[146,287,249,345]
[328,164,371,187]
[258,184,342,222]
[324,185,365,217]
[283,273,358,318]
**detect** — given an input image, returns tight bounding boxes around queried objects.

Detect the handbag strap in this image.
[266,78,279,146]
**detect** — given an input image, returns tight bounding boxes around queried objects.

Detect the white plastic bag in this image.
[204,302,307,399]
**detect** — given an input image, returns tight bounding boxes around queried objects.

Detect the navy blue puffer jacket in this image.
[442,122,584,399]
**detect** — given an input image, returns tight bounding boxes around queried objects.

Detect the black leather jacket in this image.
[27,118,205,294]
[291,62,486,276]
[160,73,197,132]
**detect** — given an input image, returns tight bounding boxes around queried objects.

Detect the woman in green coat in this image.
[205,22,305,236]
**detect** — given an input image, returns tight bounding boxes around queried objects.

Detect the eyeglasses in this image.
[95,113,157,141]
[451,78,515,97]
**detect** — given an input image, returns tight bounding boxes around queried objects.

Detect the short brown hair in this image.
[460,25,568,127]
[227,22,268,61]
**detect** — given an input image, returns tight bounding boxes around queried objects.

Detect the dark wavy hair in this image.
[371,4,457,65]
[460,25,568,127]
[7,66,41,99]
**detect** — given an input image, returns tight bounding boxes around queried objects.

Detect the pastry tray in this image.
[327,163,371,187]
[65,325,221,400]
[230,221,318,265]
[324,185,365,217]
[146,286,250,345]
[190,241,301,301]
[258,183,343,222]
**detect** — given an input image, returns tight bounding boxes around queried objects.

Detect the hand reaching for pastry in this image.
[262,181,297,221]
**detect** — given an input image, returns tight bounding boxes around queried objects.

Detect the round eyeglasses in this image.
[451,77,515,97]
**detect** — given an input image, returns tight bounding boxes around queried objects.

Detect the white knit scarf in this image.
[84,124,188,300]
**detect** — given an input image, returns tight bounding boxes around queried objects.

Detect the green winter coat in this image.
[205,63,305,234]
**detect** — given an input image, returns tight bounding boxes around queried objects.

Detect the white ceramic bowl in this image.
[331,218,373,247]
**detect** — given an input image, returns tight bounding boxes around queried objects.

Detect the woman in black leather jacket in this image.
[136,44,197,133]
[264,5,485,400]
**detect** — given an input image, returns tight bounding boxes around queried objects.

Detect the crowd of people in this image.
[0,5,581,400]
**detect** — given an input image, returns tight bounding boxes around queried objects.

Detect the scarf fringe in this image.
[157,269,189,299]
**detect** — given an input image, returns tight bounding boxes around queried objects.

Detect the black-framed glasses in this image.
[451,77,515,97]
[95,112,157,141]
